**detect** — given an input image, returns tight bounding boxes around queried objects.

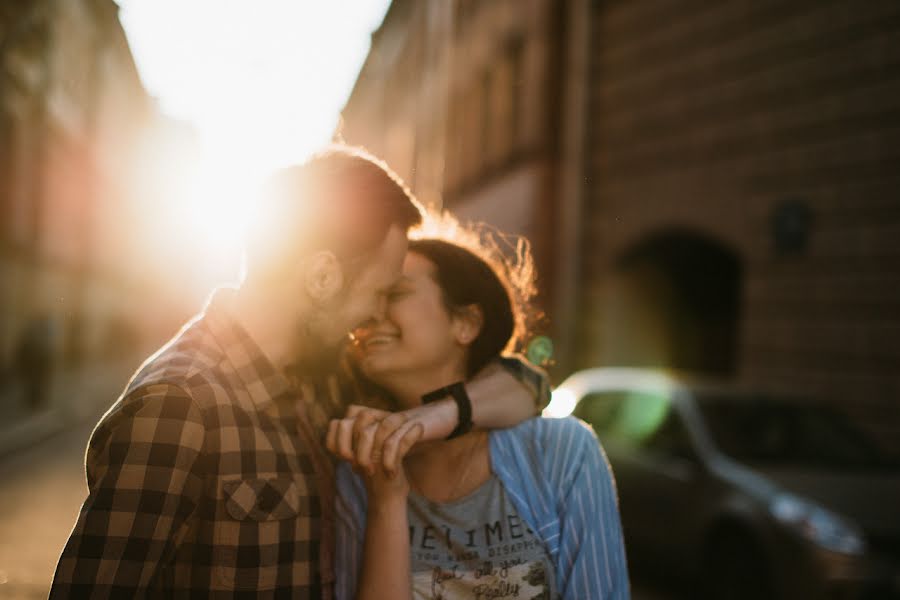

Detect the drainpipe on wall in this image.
[552,0,590,378]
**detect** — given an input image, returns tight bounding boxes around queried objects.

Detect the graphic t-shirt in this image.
[406,475,558,600]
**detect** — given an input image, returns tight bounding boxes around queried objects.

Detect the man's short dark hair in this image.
[245,144,423,282]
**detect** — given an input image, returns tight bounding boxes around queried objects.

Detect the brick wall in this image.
[579,0,900,446]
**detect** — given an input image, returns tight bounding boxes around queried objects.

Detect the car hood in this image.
[752,465,900,535]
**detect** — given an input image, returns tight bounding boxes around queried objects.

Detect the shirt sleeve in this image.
[334,462,368,600]
[555,419,630,599]
[498,354,552,413]
[49,383,206,598]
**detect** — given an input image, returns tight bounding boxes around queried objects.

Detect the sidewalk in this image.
[0,358,140,460]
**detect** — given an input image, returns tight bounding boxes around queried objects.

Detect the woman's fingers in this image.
[372,412,408,452]
[345,404,390,420]
[327,407,426,475]
[326,406,382,462]
[333,417,358,462]
[382,421,424,475]
[347,406,391,469]
[327,407,394,466]
[358,412,407,474]
[354,422,380,474]
[350,408,383,450]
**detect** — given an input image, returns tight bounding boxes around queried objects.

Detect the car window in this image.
[696,396,896,468]
[643,411,696,460]
[574,389,673,448]
[573,391,626,434]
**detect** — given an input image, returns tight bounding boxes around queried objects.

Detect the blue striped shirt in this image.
[335,417,630,599]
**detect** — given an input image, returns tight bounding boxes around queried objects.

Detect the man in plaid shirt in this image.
[50,146,548,599]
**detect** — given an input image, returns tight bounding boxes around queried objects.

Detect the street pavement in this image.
[0,403,679,599]
[0,418,94,599]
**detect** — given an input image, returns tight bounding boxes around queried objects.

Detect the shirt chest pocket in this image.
[214,477,310,590]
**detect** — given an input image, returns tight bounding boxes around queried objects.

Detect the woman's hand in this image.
[327,406,423,503]
[326,405,425,477]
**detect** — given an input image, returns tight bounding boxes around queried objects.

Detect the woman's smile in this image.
[353,251,472,400]
[361,331,399,350]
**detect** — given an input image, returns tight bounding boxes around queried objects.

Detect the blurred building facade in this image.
[341,0,900,444]
[341,0,570,347]
[1,0,198,422]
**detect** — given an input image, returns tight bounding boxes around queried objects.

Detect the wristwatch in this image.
[421,381,473,439]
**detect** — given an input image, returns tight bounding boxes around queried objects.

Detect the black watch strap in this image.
[421,381,473,439]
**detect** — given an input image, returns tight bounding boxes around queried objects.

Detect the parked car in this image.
[546,368,900,600]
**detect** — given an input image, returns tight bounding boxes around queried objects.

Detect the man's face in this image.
[314,225,408,348]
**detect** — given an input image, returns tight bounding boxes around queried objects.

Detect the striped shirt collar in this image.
[202,287,292,410]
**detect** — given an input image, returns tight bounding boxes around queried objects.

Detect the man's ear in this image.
[453,304,484,346]
[303,250,344,304]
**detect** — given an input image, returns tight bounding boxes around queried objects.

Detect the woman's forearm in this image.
[356,496,412,600]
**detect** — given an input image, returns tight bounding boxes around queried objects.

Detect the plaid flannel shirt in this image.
[50,289,549,599]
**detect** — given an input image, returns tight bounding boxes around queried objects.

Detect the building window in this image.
[480,38,526,171]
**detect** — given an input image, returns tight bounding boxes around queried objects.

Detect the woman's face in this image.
[353,251,469,388]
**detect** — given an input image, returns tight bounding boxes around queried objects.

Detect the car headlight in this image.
[770,493,866,555]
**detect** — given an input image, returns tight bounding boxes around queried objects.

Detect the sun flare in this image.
[116,0,391,282]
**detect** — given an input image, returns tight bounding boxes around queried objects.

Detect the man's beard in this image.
[284,310,349,378]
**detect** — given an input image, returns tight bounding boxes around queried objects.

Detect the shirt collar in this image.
[202,287,292,410]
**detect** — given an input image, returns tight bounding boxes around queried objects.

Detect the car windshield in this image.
[696,395,896,469]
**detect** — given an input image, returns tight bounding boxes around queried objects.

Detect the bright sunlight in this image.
[116,0,391,283]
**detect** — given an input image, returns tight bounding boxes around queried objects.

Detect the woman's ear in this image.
[303,250,344,304]
[453,304,484,346]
